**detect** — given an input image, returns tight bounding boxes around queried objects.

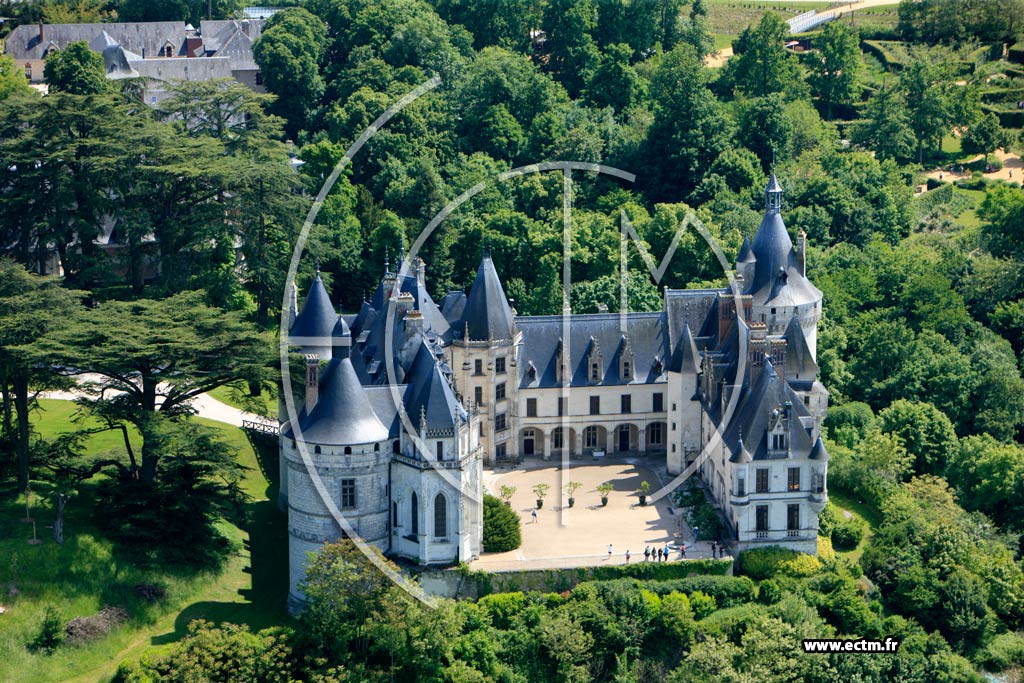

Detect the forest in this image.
[2,0,1024,681]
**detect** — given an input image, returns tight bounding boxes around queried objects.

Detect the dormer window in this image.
[44,45,58,58]
[622,360,631,380]
[772,433,787,450]
[162,42,175,57]
[587,336,603,384]
[590,362,600,381]
[619,335,634,381]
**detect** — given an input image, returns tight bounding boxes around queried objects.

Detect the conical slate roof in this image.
[669,323,700,373]
[289,273,336,341]
[332,316,351,356]
[809,436,829,461]
[736,236,756,264]
[784,315,817,383]
[297,356,388,445]
[404,341,466,431]
[461,254,516,342]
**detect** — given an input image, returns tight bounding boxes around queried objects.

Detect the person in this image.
[664,543,670,560]
[711,541,717,558]
[644,545,651,561]
[680,542,687,558]
[608,543,613,557]
[531,509,538,523]
[625,549,631,563]
[656,547,663,562]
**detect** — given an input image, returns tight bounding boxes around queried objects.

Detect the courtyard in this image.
[473,456,727,571]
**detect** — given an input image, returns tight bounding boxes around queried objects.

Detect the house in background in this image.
[5,19,265,104]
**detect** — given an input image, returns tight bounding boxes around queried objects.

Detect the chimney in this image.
[305,354,319,409]
[798,230,807,277]
[718,294,736,340]
[415,256,426,291]
[747,323,767,383]
[770,337,786,380]
[38,21,44,43]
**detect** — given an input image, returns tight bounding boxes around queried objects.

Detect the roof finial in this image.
[398,242,406,271]
[384,246,390,274]
[482,238,490,258]
[765,167,782,215]
[315,260,321,277]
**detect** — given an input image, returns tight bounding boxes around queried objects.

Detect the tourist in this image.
[656,547,663,561]
[680,542,686,558]
[608,543,613,557]
[644,545,651,561]
[531,509,537,523]
[625,549,631,563]
[664,543,670,560]
[711,541,717,558]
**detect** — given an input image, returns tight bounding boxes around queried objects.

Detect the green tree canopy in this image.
[43,40,111,95]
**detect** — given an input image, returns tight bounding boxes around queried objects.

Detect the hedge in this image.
[982,104,1024,129]
[831,517,866,551]
[639,575,756,607]
[588,558,731,581]
[737,546,822,580]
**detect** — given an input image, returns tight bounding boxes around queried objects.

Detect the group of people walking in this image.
[611,540,729,563]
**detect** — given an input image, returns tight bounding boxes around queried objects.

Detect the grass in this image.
[826,491,877,564]
[706,0,832,36]
[0,399,288,683]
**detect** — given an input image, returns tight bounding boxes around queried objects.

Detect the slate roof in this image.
[718,359,817,461]
[515,312,669,388]
[289,274,337,341]
[368,270,450,339]
[6,21,186,60]
[439,291,467,327]
[403,340,467,431]
[783,315,818,387]
[460,255,516,342]
[130,56,235,82]
[668,323,700,373]
[199,19,264,54]
[296,356,389,445]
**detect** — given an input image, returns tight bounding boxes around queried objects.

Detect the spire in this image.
[289,271,336,341]
[460,253,516,342]
[384,246,390,274]
[765,172,782,214]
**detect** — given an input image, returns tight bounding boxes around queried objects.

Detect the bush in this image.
[641,575,756,607]
[739,546,823,580]
[482,494,521,553]
[831,517,866,551]
[758,579,783,605]
[818,501,838,538]
[589,558,731,581]
[975,632,1024,671]
[29,606,65,654]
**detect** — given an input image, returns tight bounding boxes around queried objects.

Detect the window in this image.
[772,433,787,451]
[558,397,567,416]
[340,479,356,508]
[495,413,507,431]
[653,392,664,412]
[591,362,600,381]
[255,71,263,85]
[589,396,600,415]
[755,468,769,493]
[436,441,444,460]
[787,467,800,492]
[756,504,769,532]
[392,439,400,454]
[584,426,599,448]
[648,422,664,446]
[526,398,537,417]
[344,446,352,455]
[474,359,482,375]
[474,386,482,406]
[411,493,419,535]
[24,63,32,79]
[163,44,173,57]
[495,382,506,401]
[392,501,399,528]
[771,307,777,315]
[787,504,799,531]
[736,477,745,496]
[552,427,564,449]
[621,394,631,414]
[804,396,810,406]
[495,357,506,374]
[314,445,321,454]
[496,443,507,459]
[374,443,380,452]
[434,494,447,539]
[813,473,825,493]
[622,360,631,380]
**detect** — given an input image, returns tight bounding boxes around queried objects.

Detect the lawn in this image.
[0,399,288,683]
[826,490,877,564]
[208,383,278,419]
[706,0,832,36]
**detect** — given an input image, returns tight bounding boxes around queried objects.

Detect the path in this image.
[40,377,265,428]
[925,148,1024,185]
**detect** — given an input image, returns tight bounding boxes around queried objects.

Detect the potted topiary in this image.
[532,483,550,509]
[638,480,650,506]
[499,485,517,507]
[565,481,582,508]
[597,482,613,507]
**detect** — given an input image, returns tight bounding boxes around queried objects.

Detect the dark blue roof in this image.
[460,255,516,342]
[289,274,336,341]
[296,357,389,445]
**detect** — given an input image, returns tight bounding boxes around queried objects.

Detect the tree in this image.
[961,111,1010,165]
[878,399,957,476]
[584,42,645,112]
[541,0,600,97]
[808,22,861,119]
[728,13,802,98]
[24,292,271,484]
[43,40,111,95]
[950,434,1024,530]
[684,0,715,62]
[900,58,954,163]
[253,7,328,137]
[853,82,916,162]
[737,94,792,170]
[483,494,522,551]
[0,54,32,101]
[0,261,82,489]
[116,0,244,24]
[642,43,733,200]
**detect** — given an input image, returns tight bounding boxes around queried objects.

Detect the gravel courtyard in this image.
[472,457,723,571]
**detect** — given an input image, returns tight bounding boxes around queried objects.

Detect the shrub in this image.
[688,590,717,619]
[818,501,838,538]
[976,632,1024,671]
[758,579,783,605]
[778,554,822,578]
[641,575,756,607]
[831,517,866,551]
[589,558,731,581]
[738,546,796,580]
[29,606,65,653]
[482,494,521,553]
[477,592,526,630]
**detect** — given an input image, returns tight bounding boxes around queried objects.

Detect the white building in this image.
[282,174,830,612]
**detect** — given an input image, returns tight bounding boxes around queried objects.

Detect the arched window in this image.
[163,44,173,57]
[314,444,321,454]
[584,426,599,449]
[410,492,419,535]
[344,446,352,455]
[374,443,380,452]
[392,439,400,454]
[433,493,447,539]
